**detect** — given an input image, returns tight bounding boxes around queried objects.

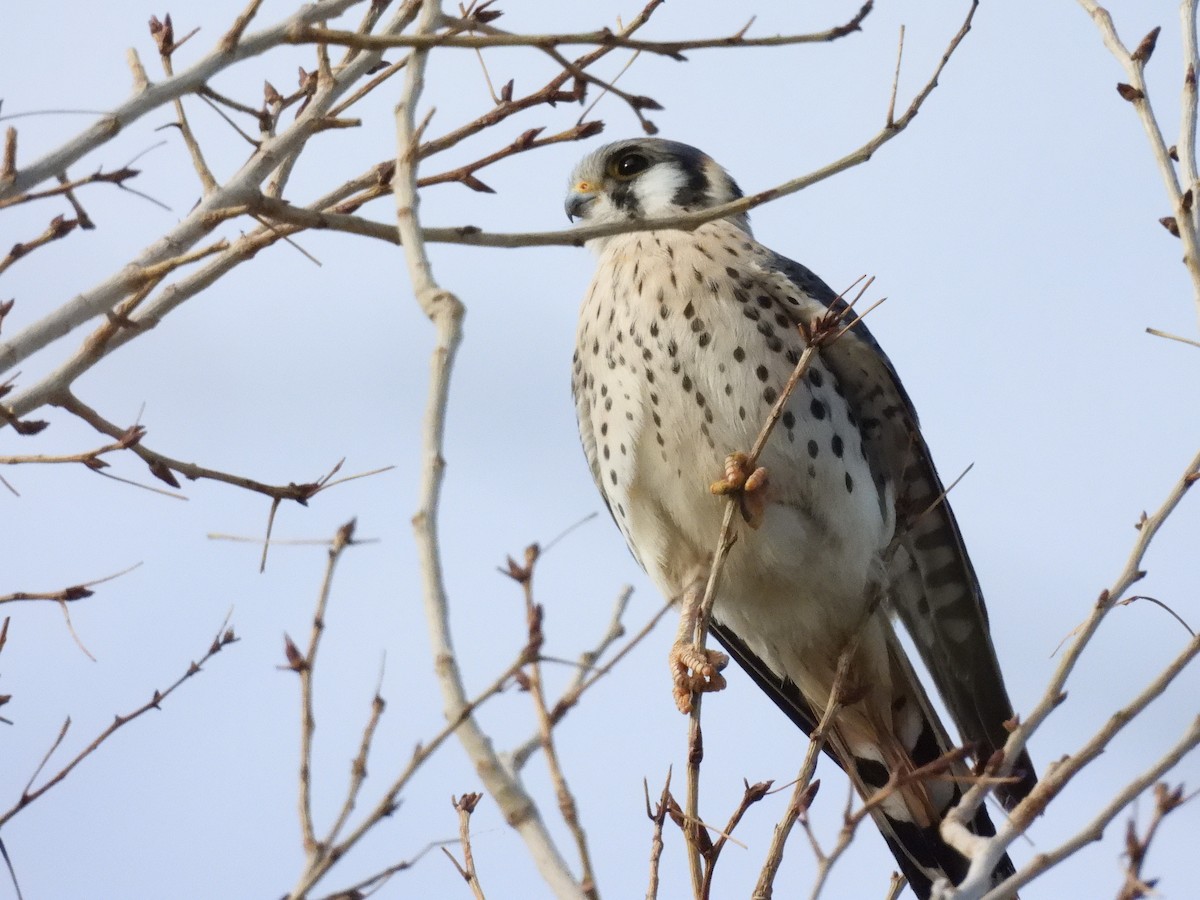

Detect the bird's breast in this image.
[573,223,890,604]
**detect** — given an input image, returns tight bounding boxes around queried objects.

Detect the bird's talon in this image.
[669,641,730,713]
[744,466,768,493]
[710,451,765,497]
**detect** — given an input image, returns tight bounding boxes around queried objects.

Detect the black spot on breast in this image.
[592,340,599,355]
[810,399,825,420]
[610,470,618,485]
[756,321,775,338]
[603,445,610,460]
[743,307,761,321]
[755,365,769,382]
[695,392,706,408]
[690,318,704,333]
[807,440,819,459]
[620,443,627,455]
[782,411,795,429]
[643,348,653,362]
[832,435,844,458]
[844,472,854,493]
[763,387,777,404]
[681,375,692,392]
[725,266,740,279]
[600,423,608,436]
[756,295,772,309]
[646,370,655,384]
[733,347,745,362]
[604,397,613,411]
[766,336,783,352]
[733,288,749,304]
[683,301,695,319]
[808,369,824,387]
[650,321,659,337]
[692,267,704,284]
[667,340,678,357]
[652,411,662,427]
[698,332,711,347]
[738,406,746,420]
[774,313,790,328]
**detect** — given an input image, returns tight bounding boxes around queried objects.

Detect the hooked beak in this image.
[565,190,597,222]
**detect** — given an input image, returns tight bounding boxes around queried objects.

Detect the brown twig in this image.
[0,425,146,472]
[753,630,866,898]
[0,561,142,607]
[943,448,1200,892]
[290,5,874,56]
[150,15,220,195]
[645,771,672,900]
[509,594,669,773]
[503,545,598,898]
[284,640,535,898]
[54,391,388,512]
[0,216,79,276]
[0,166,140,211]
[443,793,486,899]
[1115,782,1192,900]
[699,779,773,896]
[0,614,237,828]
[285,519,358,853]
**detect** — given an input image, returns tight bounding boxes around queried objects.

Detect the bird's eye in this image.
[610,152,651,179]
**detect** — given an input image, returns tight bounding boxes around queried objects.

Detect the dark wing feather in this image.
[767,253,1036,808]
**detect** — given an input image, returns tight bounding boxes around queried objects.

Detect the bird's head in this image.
[565,139,749,243]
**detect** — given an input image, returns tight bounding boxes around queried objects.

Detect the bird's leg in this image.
[710,451,769,528]
[669,577,729,714]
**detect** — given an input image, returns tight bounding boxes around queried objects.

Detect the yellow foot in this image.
[709,451,769,527]
[669,640,729,714]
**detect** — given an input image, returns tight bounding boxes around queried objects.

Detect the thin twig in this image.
[0,615,237,828]
[944,448,1200,895]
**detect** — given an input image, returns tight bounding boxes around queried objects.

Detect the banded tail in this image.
[712,619,1028,897]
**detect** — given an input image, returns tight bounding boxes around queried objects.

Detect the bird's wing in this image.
[765,252,1035,808]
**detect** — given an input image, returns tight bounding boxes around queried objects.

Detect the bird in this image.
[565,138,1035,897]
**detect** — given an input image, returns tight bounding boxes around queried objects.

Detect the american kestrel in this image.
[566,139,1035,896]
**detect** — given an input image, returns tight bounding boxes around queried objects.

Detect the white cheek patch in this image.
[634,165,689,217]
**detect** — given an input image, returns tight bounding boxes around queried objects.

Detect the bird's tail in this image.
[829,626,1016,898]
[711,619,1023,898]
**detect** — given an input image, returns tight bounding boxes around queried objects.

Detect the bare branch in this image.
[0,616,237,828]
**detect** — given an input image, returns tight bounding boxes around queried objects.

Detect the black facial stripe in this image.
[611,181,642,217]
[671,164,710,208]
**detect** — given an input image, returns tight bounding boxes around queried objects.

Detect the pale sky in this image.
[2,2,1198,898]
